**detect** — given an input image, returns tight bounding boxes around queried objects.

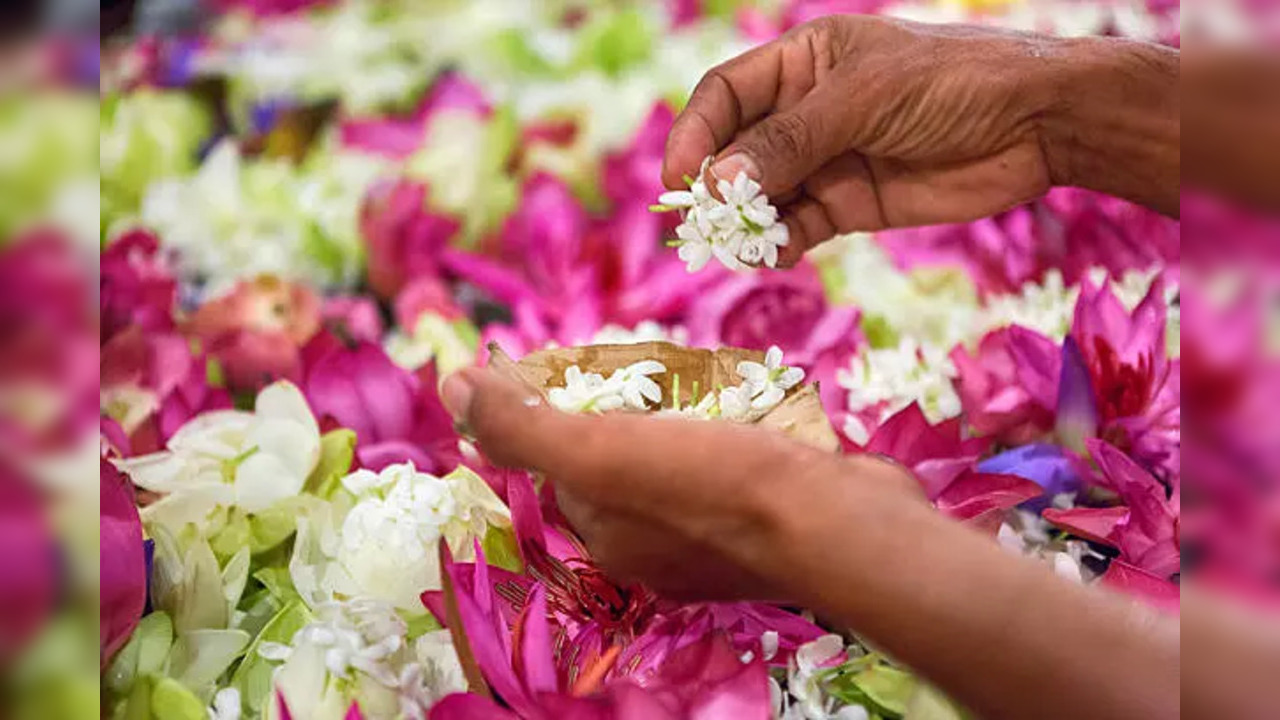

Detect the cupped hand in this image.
[665,15,1065,265]
[440,367,922,603]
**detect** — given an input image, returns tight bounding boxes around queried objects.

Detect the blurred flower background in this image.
[0,0,1276,718]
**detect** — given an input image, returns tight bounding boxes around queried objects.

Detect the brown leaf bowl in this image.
[487,341,840,452]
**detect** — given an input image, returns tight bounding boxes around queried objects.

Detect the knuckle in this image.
[754,112,813,162]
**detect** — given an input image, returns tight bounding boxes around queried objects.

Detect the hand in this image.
[440,367,922,602]
[664,16,1179,264]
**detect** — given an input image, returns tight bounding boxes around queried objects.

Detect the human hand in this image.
[664,16,1176,264]
[440,366,922,603]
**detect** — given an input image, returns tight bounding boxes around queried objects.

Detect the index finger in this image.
[662,40,785,190]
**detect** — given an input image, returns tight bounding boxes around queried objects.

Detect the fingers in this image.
[441,368,821,508]
[663,41,784,189]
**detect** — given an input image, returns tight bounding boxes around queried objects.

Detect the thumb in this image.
[710,88,849,198]
[440,367,578,471]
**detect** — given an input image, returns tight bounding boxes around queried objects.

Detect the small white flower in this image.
[839,339,959,426]
[548,361,667,414]
[590,321,688,346]
[655,155,788,273]
[208,687,242,720]
[738,346,805,410]
[718,385,754,420]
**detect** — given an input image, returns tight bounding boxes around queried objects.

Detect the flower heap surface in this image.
[653,157,790,272]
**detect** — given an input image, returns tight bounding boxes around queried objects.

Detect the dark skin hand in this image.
[441,368,1182,720]
[442,19,1280,720]
[662,16,1181,265]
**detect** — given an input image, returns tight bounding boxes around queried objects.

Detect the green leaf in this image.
[481,524,523,574]
[306,429,356,498]
[248,498,306,553]
[403,612,443,640]
[104,612,175,697]
[150,676,208,720]
[571,7,654,77]
[231,600,314,716]
[208,508,252,563]
[222,547,252,616]
[254,566,301,604]
[851,664,917,718]
[166,629,251,695]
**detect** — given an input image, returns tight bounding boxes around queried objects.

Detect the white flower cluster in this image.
[550,346,804,421]
[260,599,465,720]
[332,463,508,610]
[654,157,789,273]
[772,634,870,720]
[548,360,668,413]
[838,339,960,445]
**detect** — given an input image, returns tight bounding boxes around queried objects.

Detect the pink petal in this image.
[934,471,1043,527]
[100,459,147,666]
[1099,560,1180,613]
[429,693,521,720]
[1042,506,1129,547]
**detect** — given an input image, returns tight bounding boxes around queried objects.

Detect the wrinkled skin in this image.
[664,16,1060,262]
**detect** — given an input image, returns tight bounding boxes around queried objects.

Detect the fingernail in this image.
[441,372,475,421]
[710,152,759,182]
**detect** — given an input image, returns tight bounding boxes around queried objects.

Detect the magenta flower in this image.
[361,178,462,300]
[687,265,861,414]
[0,462,58,666]
[101,459,147,666]
[188,275,322,392]
[881,189,1178,295]
[394,276,465,330]
[848,403,991,500]
[1098,560,1179,614]
[1044,440,1179,579]
[100,229,178,342]
[423,472,820,718]
[950,325,1059,445]
[1068,277,1179,481]
[302,335,459,473]
[341,73,490,160]
[321,295,385,344]
[100,326,231,455]
[275,692,366,720]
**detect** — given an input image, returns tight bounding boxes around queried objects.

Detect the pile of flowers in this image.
[11,0,1264,719]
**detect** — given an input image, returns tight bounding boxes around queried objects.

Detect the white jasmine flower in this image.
[784,635,847,720]
[117,381,321,527]
[291,465,508,611]
[738,346,805,410]
[839,339,960,427]
[266,598,426,720]
[1052,552,1085,584]
[655,155,788,272]
[385,313,478,375]
[718,385,754,421]
[208,687,241,720]
[980,270,1078,340]
[548,361,667,413]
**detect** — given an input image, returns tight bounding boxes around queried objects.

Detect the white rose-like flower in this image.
[336,464,456,610]
[117,381,321,527]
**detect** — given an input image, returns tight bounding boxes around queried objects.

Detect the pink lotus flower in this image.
[423,471,821,718]
[100,229,177,342]
[101,459,147,666]
[1044,440,1179,579]
[100,326,232,455]
[0,462,58,666]
[688,265,862,414]
[950,325,1060,445]
[1098,560,1179,614]
[341,73,490,160]
[302,335,459,473]
[361,178,462,300]
[188,275,322,392]
[1068,277,1179,481]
